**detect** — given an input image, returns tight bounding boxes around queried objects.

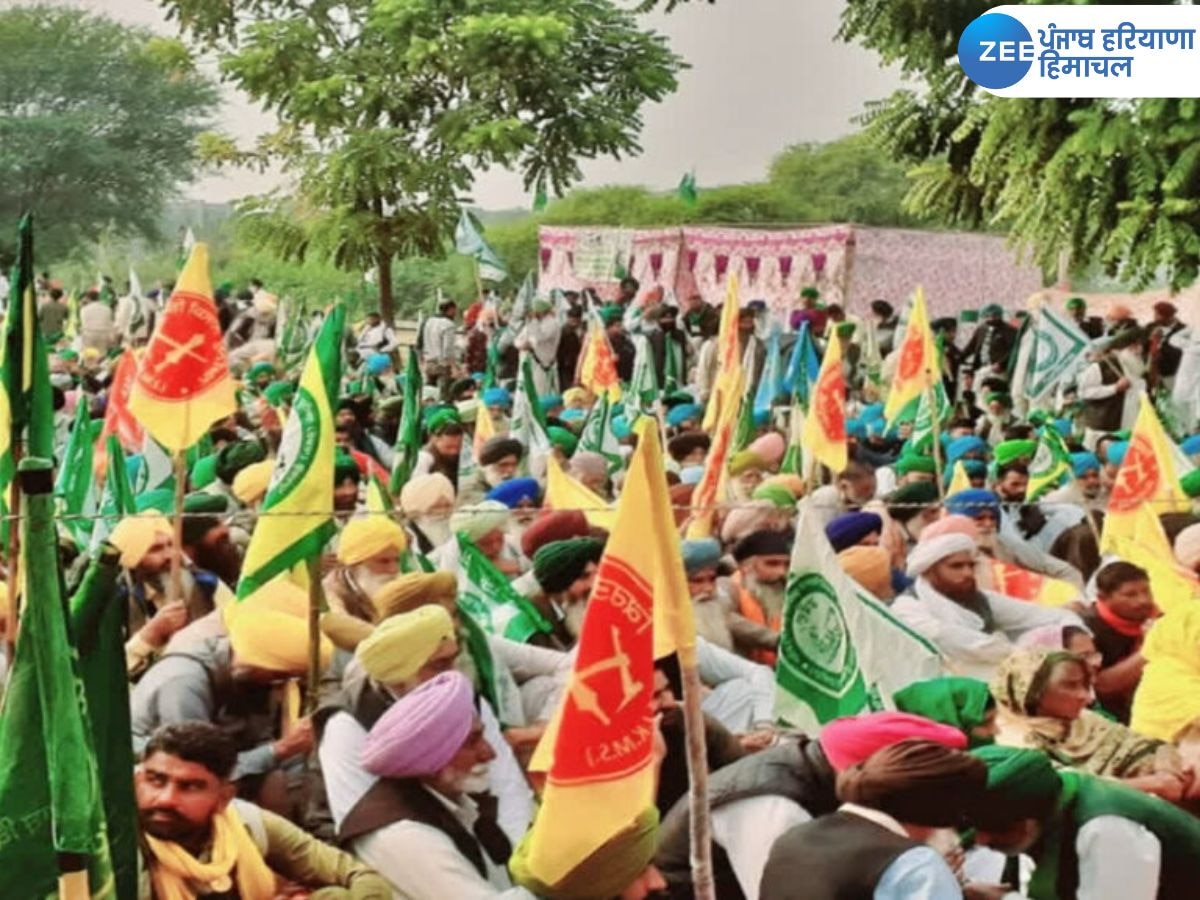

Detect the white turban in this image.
[906,533,977,578]
[450,501,510,543]
[399,473,455,515]
[1175,523,1200,571]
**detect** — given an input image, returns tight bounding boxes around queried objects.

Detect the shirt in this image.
[421,315,457,364]
[839,804,963,900]
[711,795,811,900]
[1076,814,1161,900]
[358,322,398,355]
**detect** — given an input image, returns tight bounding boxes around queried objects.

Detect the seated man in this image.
[323,517,408,623]
[727,529,792,665]
[530,537,605,650]
[760,740,987,899]
[971,745,1200,900]
[137,722,388,899]
[1081,561,1157,723]
[892,533,1081,680]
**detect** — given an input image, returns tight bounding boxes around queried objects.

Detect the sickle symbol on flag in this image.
[569,626,643,726]
[153,334,207,372]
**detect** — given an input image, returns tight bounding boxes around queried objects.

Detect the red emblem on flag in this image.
[897,331,924,381]
[550,555,655,785]
[136,292,228,401]
[1110,433,1160,513]
[815,368,846,442]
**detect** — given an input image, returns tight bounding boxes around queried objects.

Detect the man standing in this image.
[1066,296,1104,339]
[1078,334,1135,449]
[37,286,69,342]
[963,304,1018,374]
[357,310,399,359]
[419,298,459,400]
[556,304,584,390]
[1147,301,1190,393]
[79,288,115,356]
[137,722,389,898]
[515,299,562,397]
[871,300,900,357]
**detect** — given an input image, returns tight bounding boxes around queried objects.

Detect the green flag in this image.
[775,502,942,731]
[1025,425,1073,501]
[627,334,659,417]
[0,459,110,897]
[454,209,508,282]
[3,213,55,461]
[389,348,423,494]
[677,171,698,206]
[91,435,138,552]
[237,305,344,599]
[69,546,137,900]
[54,400,98,543]
[511,354,552,473]
[532,183,549,213]
[454,535,552,643]
[577,392,623,474]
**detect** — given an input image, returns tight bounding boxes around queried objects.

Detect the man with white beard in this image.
[322,517,409,623]
[486,477,542,558]
[458,435,524,505]
[514,300,562,397]
[530,537,605,650]
[726,529,792,666]
[681,537,735,652]
[398,473,457,554]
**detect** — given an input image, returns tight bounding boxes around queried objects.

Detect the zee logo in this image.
[978,40,1035,63]
[959,13,1036,89]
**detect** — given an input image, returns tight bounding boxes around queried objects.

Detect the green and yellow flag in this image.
[237,304,344,599]
[1,212,54,462]
[1025,426,1072,501]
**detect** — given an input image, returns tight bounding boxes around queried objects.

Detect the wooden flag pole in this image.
[305,556,325,716]
[57,853,90,900]
[168,452,186,607]
[925,372,946,502]
[678,656,715,900]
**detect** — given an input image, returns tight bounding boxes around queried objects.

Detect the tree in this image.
[839,0,1200,288]
[0,7,218,263]
[166,0,684,322]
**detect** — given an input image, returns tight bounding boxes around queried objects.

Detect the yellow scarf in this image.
[143,804,276,900]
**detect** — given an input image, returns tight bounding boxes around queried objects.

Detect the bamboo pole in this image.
[57,854,89,900]
[168,452,186,606]
[678,656,715,900]
[305,556,325,716]
[925,372,946,502]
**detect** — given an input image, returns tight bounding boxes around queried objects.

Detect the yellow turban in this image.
[232,459,275,506]
[356,605,456,685]
[109,515,173,569]
[320,610,374,652]
[337,516,408,566]
[373,572,458,619]
[562,387,590,409]
[225,578,332,675]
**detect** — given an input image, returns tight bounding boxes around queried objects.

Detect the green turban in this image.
[533,538,605,594]
[183,492,230,516]
[960,309,980,324]
[969,745,1062,830]
[335,449,362,485]
[263,381,294,407]
[895,454,936,476]
[57,349,79,362]
[598,304,623,325]
[886,481,939,523]
[981,303,1004,318]
[509,807,659,900]
[836,322,857,338]
[994,439,1037,467]
[752,483,796,511]
[728,450,766,477]
[984,392,1012,408]
[1182,468,1200,499]
[1066,296,1086,311]
[532,299,554,315]
[801,287,820,300]
[547,426,578,457]
[425,407,463,435]
[247,361,275,381]
[215,440,267,485]
[190,453,219,490]
[893,677,995,748]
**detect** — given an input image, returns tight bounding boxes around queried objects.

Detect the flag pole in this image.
[5,445,21,655]
[678,655,715,900]
[305,556,325,716]
[168,452,186,606]
[57,854,90,900]
[925,372,946,501]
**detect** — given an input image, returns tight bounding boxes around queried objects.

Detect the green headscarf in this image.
[547,426,578,457]
[190,452,219,490]
[893,677,995,747]
[969,745,1063,830]
[752,483,796,512]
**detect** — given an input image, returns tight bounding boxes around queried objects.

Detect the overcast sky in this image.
[45,0,902,208]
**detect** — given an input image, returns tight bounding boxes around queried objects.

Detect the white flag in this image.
[774,501,943,732]
[1025,307,1091,402]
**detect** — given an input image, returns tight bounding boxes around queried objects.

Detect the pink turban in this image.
[720,500,779,545]
[748,432,786,467]
[818,711,968,772]
[919,515,980,544]
[361,671,476,778]
[1174,523,1200,572]
[1016,624,1070,651]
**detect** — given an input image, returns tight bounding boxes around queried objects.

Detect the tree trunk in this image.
[377,249,394,324]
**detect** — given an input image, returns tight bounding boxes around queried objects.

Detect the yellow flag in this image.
[686,365,744,540]
[702,275,742,431]
[577,315,621,403]
[802,330,848,474]
[1102,502,1200,616]
[129,244,236,451]
[1101,394,1191,558]
[884,286,939,423]
[545,455,616,531]
[474,396,497,459]
[947,461,972,496]
[522,421,693,887]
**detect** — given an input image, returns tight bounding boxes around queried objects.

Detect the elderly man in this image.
[971,745,1200,900]
[808,458,878,530]
[728,529,792,665]
[414,407,465,484]
[137,722,389,899]
[399,473,457,553]
[324,517,408,623]
[891,533,1080,680]
[530,537,605,649]
[131,580,332,811]
[761,740,988,900]
[516,299,562,397]
[683,537,734,651]
[110,515,223,679]
[447,500,518,575]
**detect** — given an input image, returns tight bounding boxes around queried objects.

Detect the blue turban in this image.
[963,460,988,480]
[482,387,512,409]
[539,394,563,414]
[752,408,771,427]
[1106,440,1129,467]
[847,419,868,441]
[1052,418,1073,438]
[1070,452,1100,476]
[1182,434,1200,457]
[680,465,704,485]
[485,477,541,509]
[366,353,392,376]
[681,538,722,575]
[612,415,632,439]
[666,403,703,428]
[946,435,988,467]
[945,489,1001,520]
[861,403,885,422]
[825,512,884,553]
[560,408,586,424]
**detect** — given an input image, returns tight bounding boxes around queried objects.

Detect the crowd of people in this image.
[11,266,1200,900]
